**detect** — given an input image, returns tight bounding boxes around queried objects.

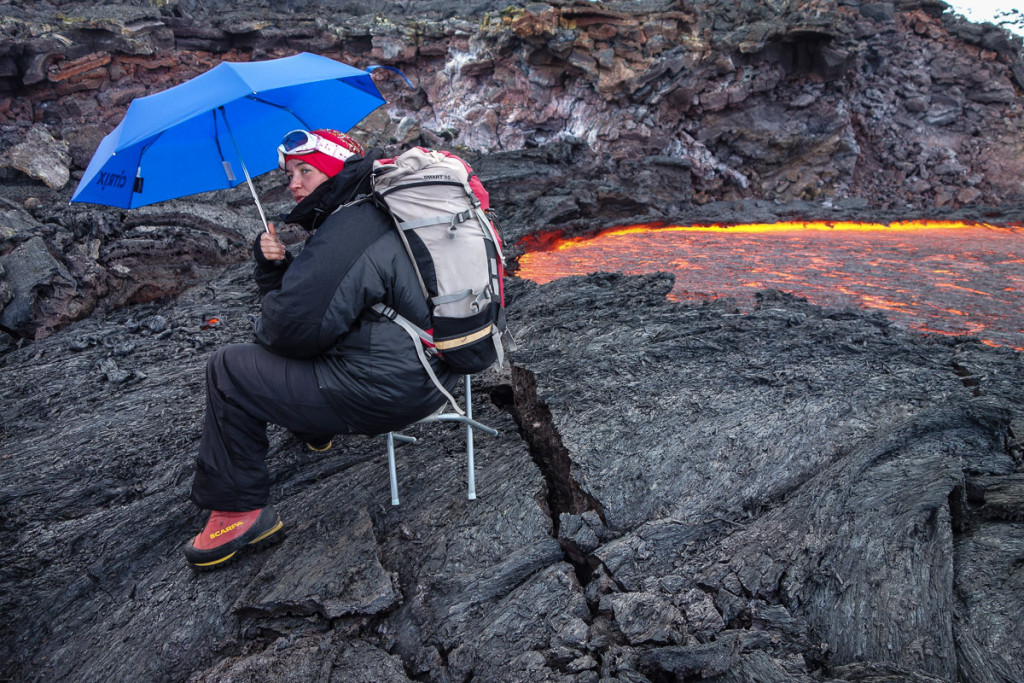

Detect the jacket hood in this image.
[284,149,384,231]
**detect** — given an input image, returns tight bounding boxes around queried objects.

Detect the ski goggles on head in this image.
[277,129,358,169]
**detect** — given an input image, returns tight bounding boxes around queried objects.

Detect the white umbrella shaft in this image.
[220,108,270,232]
[238,156,270,233]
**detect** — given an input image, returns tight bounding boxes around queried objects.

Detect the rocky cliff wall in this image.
[4,1,1023,206]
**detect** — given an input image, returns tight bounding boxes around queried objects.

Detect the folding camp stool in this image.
[385,375,498,506]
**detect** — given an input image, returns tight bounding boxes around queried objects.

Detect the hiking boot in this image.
[306,437,333,452]
[293,431,333,452]
[184,506,284,571]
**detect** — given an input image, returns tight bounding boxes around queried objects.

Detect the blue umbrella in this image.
[70,52,388,229]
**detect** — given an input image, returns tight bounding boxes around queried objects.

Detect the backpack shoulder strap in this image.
[370,192,431,300]
[371,303,464,416]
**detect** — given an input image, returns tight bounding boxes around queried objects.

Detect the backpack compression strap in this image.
[371,303,464,415]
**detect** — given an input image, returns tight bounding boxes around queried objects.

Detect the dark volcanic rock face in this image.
[2,266,1023,681]
[0,1,1023,681]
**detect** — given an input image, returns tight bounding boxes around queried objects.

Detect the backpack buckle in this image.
[447,210,473,237]
[376,304,399,321]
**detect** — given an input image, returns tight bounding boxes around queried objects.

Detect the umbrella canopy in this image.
[70,52,387,222]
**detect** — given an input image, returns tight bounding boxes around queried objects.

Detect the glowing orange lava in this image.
[517,220,1024,350]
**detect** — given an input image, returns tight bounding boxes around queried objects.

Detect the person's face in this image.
[285,159,329,203]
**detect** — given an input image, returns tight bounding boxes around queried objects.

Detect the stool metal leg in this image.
[465,375,476,500]
[384,374,496,506]
[387,432,417,506]
[387,432,400,506]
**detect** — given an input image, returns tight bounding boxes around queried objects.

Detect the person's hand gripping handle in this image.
[259,222,287,262]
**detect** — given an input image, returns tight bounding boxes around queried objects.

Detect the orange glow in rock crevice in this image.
[516,220,1024,350]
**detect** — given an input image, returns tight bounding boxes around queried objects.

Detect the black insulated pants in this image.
[189,343,358,512]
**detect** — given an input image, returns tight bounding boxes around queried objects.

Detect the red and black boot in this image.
[184,506,284,570]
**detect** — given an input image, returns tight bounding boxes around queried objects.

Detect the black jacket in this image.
[252,152,457,434]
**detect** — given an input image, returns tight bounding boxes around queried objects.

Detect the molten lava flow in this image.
[524,220,1007,254]
[516,220,1024,350]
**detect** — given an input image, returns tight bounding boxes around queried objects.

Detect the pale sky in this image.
[944,0,1023,35]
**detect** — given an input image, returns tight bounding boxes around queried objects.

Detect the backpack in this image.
[368,147,512,412]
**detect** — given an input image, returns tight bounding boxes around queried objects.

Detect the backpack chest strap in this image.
[398,209,475,233]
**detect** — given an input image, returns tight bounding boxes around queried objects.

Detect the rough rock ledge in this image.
[1,266,1022,681]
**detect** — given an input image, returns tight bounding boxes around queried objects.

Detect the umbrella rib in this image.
[132,133,166,200]
[245,94,312,130]
[211,109,232,175]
